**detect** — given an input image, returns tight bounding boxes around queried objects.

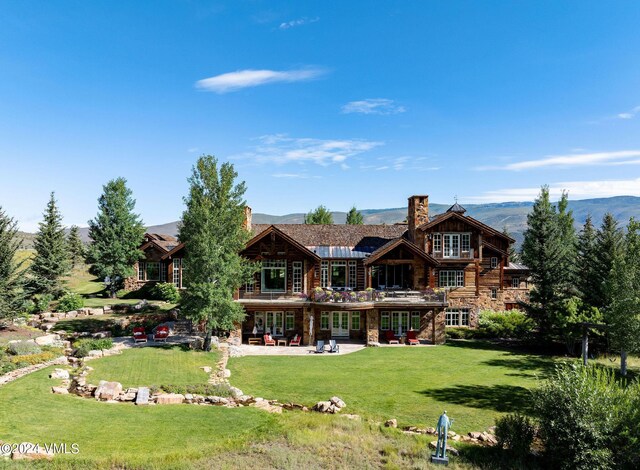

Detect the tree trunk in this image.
[203,329,212,351]
[581,329,589,366]
[621,349,628,377]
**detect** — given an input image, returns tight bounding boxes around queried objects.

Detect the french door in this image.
[331,312,350,337]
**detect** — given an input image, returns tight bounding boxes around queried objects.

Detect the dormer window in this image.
[438,233,472,259]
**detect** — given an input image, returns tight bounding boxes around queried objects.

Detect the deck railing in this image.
[310,288,446,304]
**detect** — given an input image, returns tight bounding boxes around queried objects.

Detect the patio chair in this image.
[327,339,340,353]
[406,330,420,345]
[289,334,301,346]
[154,325,169,342]
[312,340,325,354]
[132,326,147,343]
[264,334,276,346]
[385,330,400,344]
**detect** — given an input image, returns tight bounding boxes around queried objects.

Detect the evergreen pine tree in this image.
[556,191,578,297]
[521,186,567,338]
[304,205,334,224]
[179,156,257,351]
[67,225,85,268]
[86,178,145,297]
[576,215,599,307]
[502,226,519,263]
[592,213,623,310]
[346,206,364,225]
[607,218,640,376]
[0,207,26,320]
[29,192,70,298]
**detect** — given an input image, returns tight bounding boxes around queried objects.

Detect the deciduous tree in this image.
[179,156,257,351]
[86,178,145,297]
[304,205,333,224]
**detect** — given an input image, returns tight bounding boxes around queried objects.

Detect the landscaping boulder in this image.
[367,341,381,347]
[49,368,69,380]
[468,431,482,440]
[92,331,111,339]
[156,393,185,404]
[200,366,212,373]
[228,386,243,398]
[223,369,231,378]
[385,419,398,428]
[251,399,283,414]
[89,308,104,316]
[51,386,69,395]
[330,396,346,409]
[65,311,78,318]
[94,381,123,401]
[312,401,332,413]
[11,443,54,461]
[478,432,498,446]
[135,387,150,406]
[228,345,243,358]
[88,350,103,358]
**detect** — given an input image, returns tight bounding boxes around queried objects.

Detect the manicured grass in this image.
[86,346,220,388]
[229,341,557,434]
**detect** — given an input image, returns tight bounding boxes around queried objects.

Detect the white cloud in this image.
[272,173,317,179]
[238,134,383,166]
[279,17,319,29]
[467,177,640,203]
[479,150,640,171]
[195,67,326,93]
[617,105,640,119]
[341,98,406,115]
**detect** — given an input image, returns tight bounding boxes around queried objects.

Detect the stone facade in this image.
[366,310,379,344]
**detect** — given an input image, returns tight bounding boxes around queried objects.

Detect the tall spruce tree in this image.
[346,206,364,225]
[29,192,70,298]
[576,215,599,307]
[607,218,640,376]
[0,207,26,321]
[521,186,568,337]
[67,225,85,268]
[86,178,145,297]
[179,156,257,351]
[502,226,519,263]
[592,213,623,310]
[304,205,334,224]
[556,191,578,297]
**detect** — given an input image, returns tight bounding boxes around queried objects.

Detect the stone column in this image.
[366,309,379,344]
[229,321,242,346]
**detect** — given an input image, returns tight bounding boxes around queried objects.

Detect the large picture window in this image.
[146,262,160,281]
[262,260,286,292]
[439,270,464,288]
[331,261,347,288]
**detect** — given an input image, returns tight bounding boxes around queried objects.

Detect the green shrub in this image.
[21,299,36,315]
[8,341,42,356]
[534,364,634,470]
[477,310,534,339]
[73,338,114,358]
[0,361,17,374]
[159,383,233,397]
[495,413,535,457]
[446,327,480,340]
[56,292,85,312]
[9,350,59,365]
[35,294,53,313]
[149,283,180,303]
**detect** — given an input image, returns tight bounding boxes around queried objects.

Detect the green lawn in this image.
[86,346,219,388]
[229,341,557,434]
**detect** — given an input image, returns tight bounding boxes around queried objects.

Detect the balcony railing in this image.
[432,249,474,260]
[310,287,446,304]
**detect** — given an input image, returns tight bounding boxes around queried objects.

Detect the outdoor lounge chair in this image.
[264,334,276,346]
[312,340,325,353]
[133,326,147,343]
[289,334,301,346]
[153,325,169,342]
[327,339,340,353]
[406,330,420,345]
[385,330,400,344]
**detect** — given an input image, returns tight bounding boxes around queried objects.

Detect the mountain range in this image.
[17,196,640,250]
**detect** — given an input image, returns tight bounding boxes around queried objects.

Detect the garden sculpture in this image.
[431,410,452,465]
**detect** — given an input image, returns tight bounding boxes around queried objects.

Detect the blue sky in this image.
[2,1,640,231]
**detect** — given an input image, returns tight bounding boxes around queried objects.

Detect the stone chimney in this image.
[243,206,252,232]
[407,195,429,245]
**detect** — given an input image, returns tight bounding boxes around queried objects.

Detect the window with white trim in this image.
[491,287,497,299]
[321,261,329,288]
[160,264,166,282]
[245,276,254,292]
[138,262,145,281]
[292,261,303,293]
[411,312,421,330]
[320,311,330,330]
[146,262,160,281]
[490,257,498,269]
[439,270,464,288]
[461,233,471,254]
[446,308,470,327]
[348,261,357,289]
[285,312,295,330]
[390,311,409,335]
[512,277,521,288]
[443,234,460,258]
[261,260,286,292]
[331,261,347,288]
[439,233,471,258]
[380,312,390,331]
[432,233,441,254]
[172,258,181,288]
[351,311,360,330]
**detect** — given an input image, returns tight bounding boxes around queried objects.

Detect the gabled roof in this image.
[364,237,440,266]
[506,262,529,271]
[418,211,514,242]
[243,225,321,261]
[482,240,508,256]
[141,233,180,252]
[161,242,185,260]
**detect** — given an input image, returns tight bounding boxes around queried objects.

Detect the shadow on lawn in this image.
[481,356,556,379]
[423,384,534,414]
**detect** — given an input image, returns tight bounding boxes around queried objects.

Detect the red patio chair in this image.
[407,330,420,345]
[385,330,400,344]
[154,325,169,342]
[133,326,147,343]
[289,334,301,346]
[264,334,276,346]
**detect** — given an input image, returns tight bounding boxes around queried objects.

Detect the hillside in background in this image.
[17,196,640,250]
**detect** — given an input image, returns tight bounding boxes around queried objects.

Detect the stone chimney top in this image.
[407,195,429,243]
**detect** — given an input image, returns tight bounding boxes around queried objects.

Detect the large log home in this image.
[127,195,530,345]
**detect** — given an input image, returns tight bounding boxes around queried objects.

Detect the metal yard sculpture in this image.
[431,411,452,465]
